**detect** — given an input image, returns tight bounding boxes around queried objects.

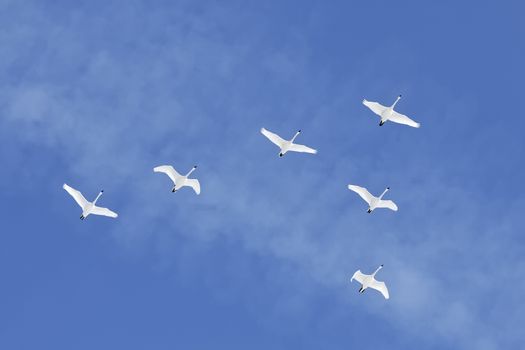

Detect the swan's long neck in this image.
[379,187,389,199]
[186,166,197,177]
[93,191,103,204]
[391,95,401,109]
[291,130,301,143]
[372,265,383,277]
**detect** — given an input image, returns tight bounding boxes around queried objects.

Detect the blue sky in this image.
[1,0,524,349]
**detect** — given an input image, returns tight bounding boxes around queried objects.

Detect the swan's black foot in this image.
[379,121,384,126]
[367,209,372,213]
[279,153,283,157]
[172,189,176,192]
[80,215,84,220]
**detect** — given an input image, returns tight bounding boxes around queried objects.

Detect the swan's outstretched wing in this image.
[363,99,387,116]
[91,205,118,218]
[370,279,390,299]
[289,143,317,154]
[154,165,181,184]
[261,128,285,148]
[376,199,398,211]
[185,179,201,195]
[389,111,420,128]
[63,183,88,209]
[351,270,367,284]
[348,185,374,205]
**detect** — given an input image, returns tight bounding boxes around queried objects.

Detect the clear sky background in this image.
[1,1,524,349]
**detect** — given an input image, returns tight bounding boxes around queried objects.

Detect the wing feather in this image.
[63,183,88,209]
[185,179,201,195]
[370,280,390,299]
[363,99,387,116]
[261,128,285,148]
[389,111,420,128]
[351,270,367,284]
[154,165,181,184]
[288,143,317,154]
[347,185,374,205]
[91,206,118,218]
[376,199,398,211]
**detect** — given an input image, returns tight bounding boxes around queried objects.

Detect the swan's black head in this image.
[398,94,402,98]
[380,264,384,267]
[297,129,302,133]
[193,165,198,169]
[101,190,104,193]
[386,187,390,190]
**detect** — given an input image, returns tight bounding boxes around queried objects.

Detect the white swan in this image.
[261,128,317,157]
[154,165,201,194]
[63,184,118,220]
[363,95,420,128]
[347,185,398,213]
[351,265,389,299]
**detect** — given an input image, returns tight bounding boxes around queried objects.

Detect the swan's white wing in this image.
[185,179,201,195]
[389,111,420,128]
[351,270,367,284]
[376,199,398,211]
[348,185,374,205]
[63,183,88,209]
[91,205,118,218]
[288,143,317,154]
[363,99,387,116]
[261,128,285,148]
[370,279,389,299]
[154,165,181,184]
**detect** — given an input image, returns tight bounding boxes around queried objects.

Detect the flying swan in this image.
[362,95,420,128]
[351,265,389,299]
[260,128,317,157]
[154,165,201,194]
[63,183,118,220]
[348,185,398,213]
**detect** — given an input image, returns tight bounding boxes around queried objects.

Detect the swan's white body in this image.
[363,95,420,128]
[351,265,389,299]
[348,185,398,213]
[154,165,201,194]
[260,128,317,157]
[63,184,118,220]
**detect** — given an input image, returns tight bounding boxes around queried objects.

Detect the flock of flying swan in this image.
[63,95,420,301]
